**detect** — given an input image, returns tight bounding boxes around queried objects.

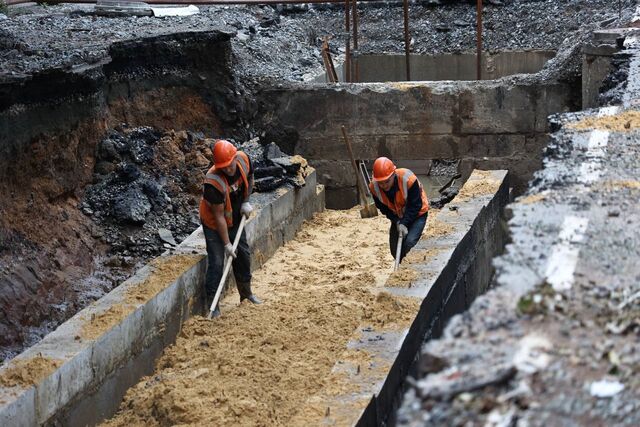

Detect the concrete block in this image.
[0,387,36,427]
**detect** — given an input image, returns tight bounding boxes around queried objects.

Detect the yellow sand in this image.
[568,110,640,132]
[0,356,63,388]
[103,209,426,427]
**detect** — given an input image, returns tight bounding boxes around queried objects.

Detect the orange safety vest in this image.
[369,168,429,219]
[199,151,252,230]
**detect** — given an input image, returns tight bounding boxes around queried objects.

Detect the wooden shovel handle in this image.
[341,126,369,206]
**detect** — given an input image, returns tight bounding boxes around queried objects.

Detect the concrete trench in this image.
[0,168,508,426]
[0,7,629,427]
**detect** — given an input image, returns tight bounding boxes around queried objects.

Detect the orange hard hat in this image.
[213,139,237,168]
[372,157,396,181]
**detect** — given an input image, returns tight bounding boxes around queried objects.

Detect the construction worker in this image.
[199,139,261,317]
[369,157,429,263]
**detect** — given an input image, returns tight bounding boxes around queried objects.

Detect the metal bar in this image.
[321,39,337,83]
[476,0,483,80]
[8,0,388,5]
[403,0,411,81]
[352,0,359,82]
[322,37,339,83]
[345,0,351,83]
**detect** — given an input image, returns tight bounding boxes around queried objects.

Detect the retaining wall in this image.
[263,74,576,208]
[0,171,324,427]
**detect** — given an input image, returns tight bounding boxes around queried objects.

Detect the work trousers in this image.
[389,213,428,263]
[203,223,252,301]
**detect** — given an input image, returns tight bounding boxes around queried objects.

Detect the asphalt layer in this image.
[0,0,634,84]
[397,34,640,427]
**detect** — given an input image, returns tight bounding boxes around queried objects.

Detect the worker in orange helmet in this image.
[199,139,261,317]
[369,157,429,263]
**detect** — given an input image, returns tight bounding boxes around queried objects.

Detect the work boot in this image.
[237,281,262,305]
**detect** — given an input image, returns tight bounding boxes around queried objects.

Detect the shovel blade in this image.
[359,203,378,218]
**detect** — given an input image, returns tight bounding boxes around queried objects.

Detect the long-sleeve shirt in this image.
[372,179,423,226]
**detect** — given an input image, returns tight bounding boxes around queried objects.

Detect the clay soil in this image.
[103,208,423,427]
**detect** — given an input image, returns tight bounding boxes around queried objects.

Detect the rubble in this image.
[397,34,640,427]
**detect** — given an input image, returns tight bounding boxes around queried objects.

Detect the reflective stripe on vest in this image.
[200,151,251,229]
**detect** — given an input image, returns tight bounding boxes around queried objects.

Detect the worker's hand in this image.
[240,202,253,219]
[397,223,409,238]
[224,243,237,259]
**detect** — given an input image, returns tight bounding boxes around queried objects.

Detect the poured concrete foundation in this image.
[0,171,324,427]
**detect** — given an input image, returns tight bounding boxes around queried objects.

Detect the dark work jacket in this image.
[373,179,423,226]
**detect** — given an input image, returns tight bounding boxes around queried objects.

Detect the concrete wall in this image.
[0,172,324,427]
[315,50,556,83]
[291,170,509,425]
[264,77,574,207]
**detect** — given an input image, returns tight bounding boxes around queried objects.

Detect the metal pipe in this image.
[352,0,359,82]
[476,0,483,80]
[345,0,351,83]
[7,0,384,4]
[403,0,411,81]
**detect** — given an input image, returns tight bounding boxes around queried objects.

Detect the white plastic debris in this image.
[590,380,624,398]
[513,334,552,374]
[151,5,199,17]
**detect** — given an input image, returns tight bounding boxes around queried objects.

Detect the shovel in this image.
[394,235,403,271]
[341,126,378,219]
[207,215,247,319]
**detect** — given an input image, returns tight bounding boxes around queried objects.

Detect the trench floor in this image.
[102,207,454,426]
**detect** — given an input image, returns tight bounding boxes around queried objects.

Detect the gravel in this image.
[0,0,634,85]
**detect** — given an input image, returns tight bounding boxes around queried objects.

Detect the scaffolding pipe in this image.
[6,0,383,4]
[345,0,351,83]
[476,0,483,80]
[352,0,359,82]
[403,0,411,81]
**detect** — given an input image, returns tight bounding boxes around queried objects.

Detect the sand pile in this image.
[568,110,640,132]
[455,171,501,201]
[0,355,63,388]
[103,208,424,427]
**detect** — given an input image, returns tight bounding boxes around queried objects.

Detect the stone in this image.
[113,187,151,224]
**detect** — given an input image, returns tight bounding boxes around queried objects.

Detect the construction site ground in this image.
[2,1,640,426]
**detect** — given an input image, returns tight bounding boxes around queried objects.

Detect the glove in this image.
[397,223,409,238]
[240,202,253,219]
[224,243,237,259]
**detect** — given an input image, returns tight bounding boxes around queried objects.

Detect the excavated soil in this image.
[0,355,63,388]
[567,110,640,131]
[103,208,426,427]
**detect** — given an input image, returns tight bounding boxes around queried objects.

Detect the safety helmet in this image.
[213,139,237,169]
[372,157,396,182]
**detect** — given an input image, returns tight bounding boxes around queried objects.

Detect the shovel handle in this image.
[207,215,247,319]
[341,126,369,206]
[394,235,403,271]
